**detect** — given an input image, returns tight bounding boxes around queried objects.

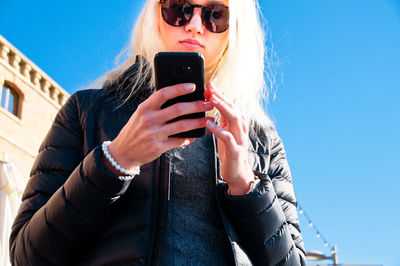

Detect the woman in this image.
[10,0,306,265]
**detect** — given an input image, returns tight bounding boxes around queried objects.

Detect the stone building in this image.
[0,34,70,184]
[0,34,70,266]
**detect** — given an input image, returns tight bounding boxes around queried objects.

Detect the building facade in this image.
[0,34,69,184]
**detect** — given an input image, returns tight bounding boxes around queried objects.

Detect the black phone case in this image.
[154,52,206,138]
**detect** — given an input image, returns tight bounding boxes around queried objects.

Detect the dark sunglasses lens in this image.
[202,5,229,33]
[162,0,192,26]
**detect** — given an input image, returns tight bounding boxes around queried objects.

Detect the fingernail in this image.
[184,83,195,91]
[205,102,213,108]
[207,120,215,128]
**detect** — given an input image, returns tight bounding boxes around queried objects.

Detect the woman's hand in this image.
[205,82,254,195]
[104,83,213,173]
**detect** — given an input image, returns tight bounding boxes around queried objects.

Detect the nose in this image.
[184,8,204,34]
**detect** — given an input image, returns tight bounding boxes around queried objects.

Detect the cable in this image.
[298,204,333,250]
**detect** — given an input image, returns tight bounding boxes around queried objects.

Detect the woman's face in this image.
[158,0,229,77]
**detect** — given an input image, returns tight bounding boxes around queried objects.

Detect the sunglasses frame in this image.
[158,0,229,33]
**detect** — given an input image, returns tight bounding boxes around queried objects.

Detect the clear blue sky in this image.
[1,0,399,265]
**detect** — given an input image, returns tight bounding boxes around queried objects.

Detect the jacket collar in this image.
[102,55,153,109]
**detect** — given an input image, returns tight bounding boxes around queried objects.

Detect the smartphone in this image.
[154,52,206,138]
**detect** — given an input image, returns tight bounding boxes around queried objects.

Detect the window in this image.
[0,83,20,117]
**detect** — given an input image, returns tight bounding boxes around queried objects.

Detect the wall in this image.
[0,35,69,184]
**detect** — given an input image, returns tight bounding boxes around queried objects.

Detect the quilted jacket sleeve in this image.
[221,128,307,265]
[9,92,133,266]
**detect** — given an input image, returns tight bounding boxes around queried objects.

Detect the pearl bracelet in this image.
[101,141,140,180]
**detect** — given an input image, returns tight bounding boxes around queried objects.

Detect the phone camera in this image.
[174,65,185,76]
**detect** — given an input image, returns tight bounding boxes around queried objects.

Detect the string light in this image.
[297,204,333,250]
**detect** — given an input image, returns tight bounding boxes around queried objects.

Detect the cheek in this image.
[159,20,171,48]
[159,25,180,51]
[165,34,179,50]
[210,35,228,57]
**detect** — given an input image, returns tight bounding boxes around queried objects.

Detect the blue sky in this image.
[1,0,400,265]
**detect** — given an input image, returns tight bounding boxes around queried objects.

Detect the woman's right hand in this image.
[103,83,213,173]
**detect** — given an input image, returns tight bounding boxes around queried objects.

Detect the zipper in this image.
[212,135,239,266]
[147,154,170,266]
[146,157,160,266]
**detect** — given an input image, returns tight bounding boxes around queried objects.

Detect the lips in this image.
[179,39,204,49]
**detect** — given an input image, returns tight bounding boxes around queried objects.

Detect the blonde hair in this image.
[100,0,276,130]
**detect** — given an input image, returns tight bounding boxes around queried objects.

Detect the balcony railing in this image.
[0,35,69,106]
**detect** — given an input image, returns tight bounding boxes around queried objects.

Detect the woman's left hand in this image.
[205,82,254,196]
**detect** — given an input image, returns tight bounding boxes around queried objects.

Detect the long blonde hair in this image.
[100,0,276,130]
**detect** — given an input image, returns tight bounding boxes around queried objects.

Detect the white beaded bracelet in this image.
[101,141,140,180]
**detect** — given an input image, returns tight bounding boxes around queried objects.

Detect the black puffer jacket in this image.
[9,66,306,265]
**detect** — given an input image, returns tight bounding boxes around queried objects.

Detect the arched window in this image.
[1,83,20,117]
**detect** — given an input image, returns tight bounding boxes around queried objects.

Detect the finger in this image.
[163,138,192,151]
[209,98,247,145]
[158,100,214,122]
[161,117,209,137]
[206,120,239,155]
[241,114,249,134]
[185,138,197,145]
[204,86,212,101]
[207,82,233,108]
[146,83,196,109]
[210,95,246,140]
[152,136,198,156]
[210,94,239,125]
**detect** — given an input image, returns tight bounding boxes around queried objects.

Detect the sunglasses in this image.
[159,0,229,33]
